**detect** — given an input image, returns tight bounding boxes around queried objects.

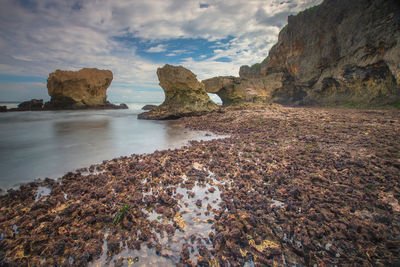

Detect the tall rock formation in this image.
[45,68,125,109]
[139,64,219,120]
[214,0,400,106]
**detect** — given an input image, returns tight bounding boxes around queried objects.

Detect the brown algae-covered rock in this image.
[0,106,399,266]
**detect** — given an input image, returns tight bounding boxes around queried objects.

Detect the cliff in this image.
[236,0,400,106]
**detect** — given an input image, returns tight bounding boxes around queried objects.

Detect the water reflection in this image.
[50,119,113,178]
[90,171,224,267]
[162,120,203,145]
[0,110,225,190]
[53,119,111,136]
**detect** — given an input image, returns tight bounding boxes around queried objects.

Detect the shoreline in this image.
[0,105,399,266]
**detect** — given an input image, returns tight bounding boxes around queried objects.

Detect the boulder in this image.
[138,65,219,120]
[116,103,129,109]
[17,99,44,111]
[237,0,400,106]
[44,68,124,109]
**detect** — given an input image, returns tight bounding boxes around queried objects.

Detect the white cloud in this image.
[146,44,167,53]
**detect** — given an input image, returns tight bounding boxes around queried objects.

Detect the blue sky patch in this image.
[18,0,37,10]
[199,3,210,9]
[214,57,232,63]
[113,35,234,64]
[0,74,45,84]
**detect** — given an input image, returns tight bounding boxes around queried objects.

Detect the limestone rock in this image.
[202,76,269,106]
[141,104,158,111]
[239,59,270,79]
[44,68,119,109]
[239,0,400,106]
[139,65,219,120]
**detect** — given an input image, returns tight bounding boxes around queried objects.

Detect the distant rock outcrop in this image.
[139,64,219,120]
[141,104,158,111]
[44,68,127,110]
[17,99,44,111]
[237,0,400,106]
[6,99,44,111]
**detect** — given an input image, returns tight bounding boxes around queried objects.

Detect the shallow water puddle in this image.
[89,232,111,267]
[77,166,107,177]
[90,170,224,266]
[12,224,18,234]
[35,186,51,202]
[162,174,222,265]
[92,242,175,267]
[270,199,285,208]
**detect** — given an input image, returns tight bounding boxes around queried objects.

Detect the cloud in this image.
[107,87,164,103]
[146,44,167,53]
[0,0,323,101]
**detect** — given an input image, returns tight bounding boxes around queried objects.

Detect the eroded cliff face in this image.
[45,68,113,109]
[239,0,400,106]
[138,65,219,120]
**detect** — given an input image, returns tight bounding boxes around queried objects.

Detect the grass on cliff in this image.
[250,62,261,69]
[249,56,270,70]
[391,100,400,109]
[297,4,320,16]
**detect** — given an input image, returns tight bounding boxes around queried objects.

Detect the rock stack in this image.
[44,68,127,110]
[139,64,219,120]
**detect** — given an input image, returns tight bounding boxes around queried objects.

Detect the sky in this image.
[0,0,322,103]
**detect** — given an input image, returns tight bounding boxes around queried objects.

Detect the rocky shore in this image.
[0,106,399,266]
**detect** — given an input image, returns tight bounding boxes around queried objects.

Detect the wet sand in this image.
[0,105,399,266]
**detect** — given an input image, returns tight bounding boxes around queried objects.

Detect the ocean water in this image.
[0,102,225,190]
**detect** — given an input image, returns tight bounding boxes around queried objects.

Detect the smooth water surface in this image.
[0,107,224,190]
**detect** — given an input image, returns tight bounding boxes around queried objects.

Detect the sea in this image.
[0,102,225,191]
